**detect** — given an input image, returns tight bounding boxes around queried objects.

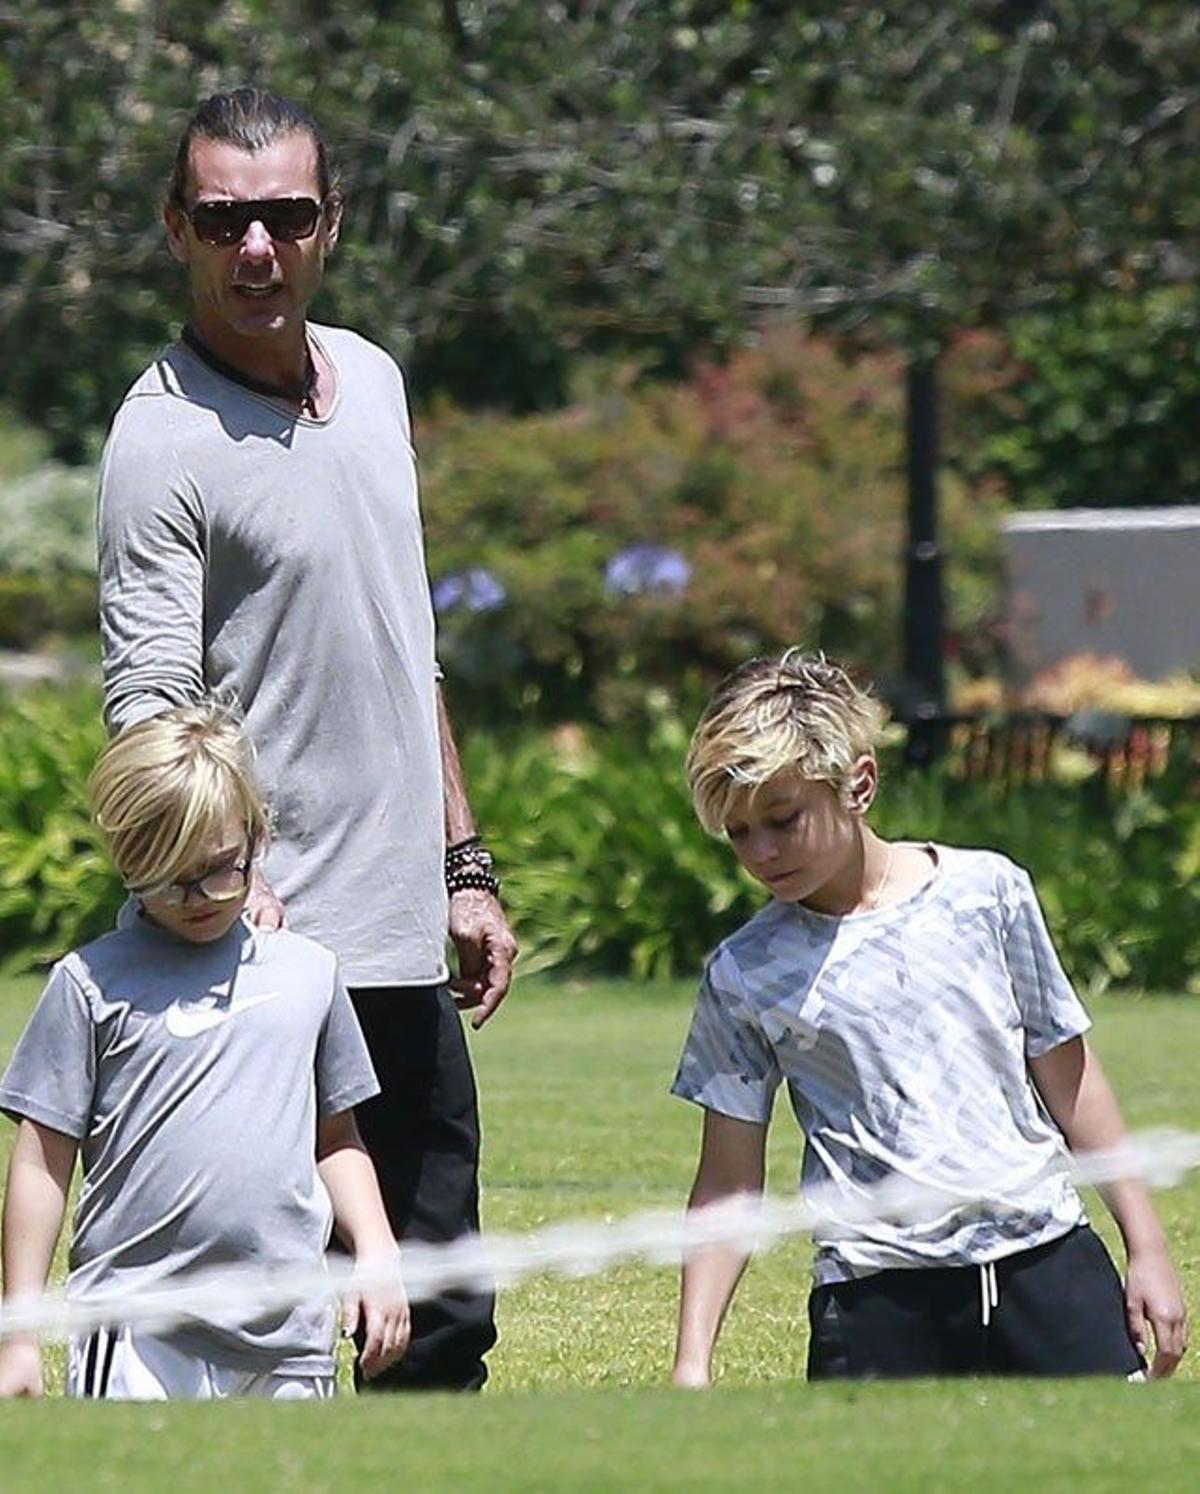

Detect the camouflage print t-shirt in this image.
[672,845,1090,1283]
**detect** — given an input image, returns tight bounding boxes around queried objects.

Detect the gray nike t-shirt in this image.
[0,915,379,1374]
[673,846,1090,1284]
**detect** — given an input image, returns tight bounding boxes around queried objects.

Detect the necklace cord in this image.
[859,838,895,911]
[181,324,318,414]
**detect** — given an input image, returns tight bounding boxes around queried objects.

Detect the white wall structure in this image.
[1003,507,1200,681]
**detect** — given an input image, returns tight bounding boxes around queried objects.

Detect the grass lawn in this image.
[0,974,1197,1490]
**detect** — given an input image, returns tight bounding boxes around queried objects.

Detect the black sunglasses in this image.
[128,835,257,907]
[186,196,326,247]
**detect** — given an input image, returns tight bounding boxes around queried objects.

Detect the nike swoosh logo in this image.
[165,990,283,1039]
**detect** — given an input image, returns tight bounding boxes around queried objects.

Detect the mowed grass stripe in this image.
[1,1381,1198,1493]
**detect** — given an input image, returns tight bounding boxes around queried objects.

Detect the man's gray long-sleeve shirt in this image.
[98,325,449,986]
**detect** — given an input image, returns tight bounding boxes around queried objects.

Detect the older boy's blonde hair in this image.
[89,702,269,890]
[687,650,887,834]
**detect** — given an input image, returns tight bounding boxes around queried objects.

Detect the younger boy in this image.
[672,650,1188,1385]
[0,703,408,1399]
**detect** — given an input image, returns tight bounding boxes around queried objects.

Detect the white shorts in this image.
[67,1327,336,1402]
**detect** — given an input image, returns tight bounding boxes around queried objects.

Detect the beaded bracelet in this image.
[445,836,501,897]
[445,834,484,869]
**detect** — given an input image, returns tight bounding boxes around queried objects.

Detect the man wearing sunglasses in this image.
[97,87,517,1393]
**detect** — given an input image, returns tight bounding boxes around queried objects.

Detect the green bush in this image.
[0,573,98,650]
[2,684,1196,994]
[0,685,119,971]
[973,287,1200,511]
[422,331,1008,729]
[0,424,98,648]
[460,704,761,980]
[0,460,97,574]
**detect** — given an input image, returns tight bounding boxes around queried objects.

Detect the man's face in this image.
[164,131,341,353]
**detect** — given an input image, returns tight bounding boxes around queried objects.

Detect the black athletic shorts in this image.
[807,1225,1145,1380]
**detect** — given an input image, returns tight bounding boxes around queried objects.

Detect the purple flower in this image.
[605,543,691,598]
[432,568,507,614]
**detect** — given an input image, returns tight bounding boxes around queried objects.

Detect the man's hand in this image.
[244,863,286,931]
[0,1338,44,1398]
[448,889,518,1028]
[1126,1246,1189,1378]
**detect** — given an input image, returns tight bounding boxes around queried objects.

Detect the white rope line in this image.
[2,1128,1198,1344]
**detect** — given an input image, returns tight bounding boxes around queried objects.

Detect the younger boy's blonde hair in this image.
[687,650,887,834]
[89,702,269,890]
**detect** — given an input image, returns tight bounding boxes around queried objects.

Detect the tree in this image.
[973,287,1200,509]
[3,3,1198,456]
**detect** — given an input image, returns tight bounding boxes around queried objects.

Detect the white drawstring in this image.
[979,1262,999,1327]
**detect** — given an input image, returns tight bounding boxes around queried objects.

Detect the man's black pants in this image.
[807,1225,1144,1380]
[348,985,497,1391]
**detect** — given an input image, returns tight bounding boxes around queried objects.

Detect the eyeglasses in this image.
[185,197,326,246]
[130,838,256,907]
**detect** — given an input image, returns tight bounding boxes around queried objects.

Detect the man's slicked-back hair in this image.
[167,87,340,210]
[687,649,888,835]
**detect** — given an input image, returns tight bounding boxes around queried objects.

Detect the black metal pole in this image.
[903,356,946,766]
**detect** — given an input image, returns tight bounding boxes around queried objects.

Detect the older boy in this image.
[0,704,408,1399]
[672,650,1188,1385]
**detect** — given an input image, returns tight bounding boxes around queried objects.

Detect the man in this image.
[98,88,517,1391]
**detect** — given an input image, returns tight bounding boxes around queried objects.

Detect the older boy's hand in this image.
[344,1272,411,1380]
[1126,1247,1189,1378]
[0,1338,44,1397]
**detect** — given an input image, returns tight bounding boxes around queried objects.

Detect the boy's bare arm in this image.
[0,1118,78,1398]
[1029,1035,1189,1378]
[673,1109,768,1389]
[316,1110,410,1378]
